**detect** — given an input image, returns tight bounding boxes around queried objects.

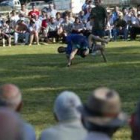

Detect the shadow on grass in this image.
[0,45,140,137]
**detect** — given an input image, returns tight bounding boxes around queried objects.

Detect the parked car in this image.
[26,1,52,10]
[0,0,21,10]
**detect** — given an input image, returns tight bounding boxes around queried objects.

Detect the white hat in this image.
[54,91,82,121]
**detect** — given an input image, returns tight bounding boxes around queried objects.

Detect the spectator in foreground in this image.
[0,84,36,140]
[79,87,127,140]
[129,100,140,140]
[40,91,87,140]
[0,108,24,140]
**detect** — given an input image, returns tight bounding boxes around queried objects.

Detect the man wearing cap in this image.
[79,87,127,140]
[40,91,87,140]
[0,84,36,140]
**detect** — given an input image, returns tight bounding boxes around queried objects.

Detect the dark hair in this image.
[56,12,61,16]
[74,17,81,23]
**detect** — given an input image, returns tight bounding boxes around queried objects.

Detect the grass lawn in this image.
[0,41,140,139]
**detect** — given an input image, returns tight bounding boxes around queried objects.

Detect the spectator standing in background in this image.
[19,3,29,17]
[90,0,108,37]
[48,3,57,19]
[40,91,87,140]
[28,4,40,18]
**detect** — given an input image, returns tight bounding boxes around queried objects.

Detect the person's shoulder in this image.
[40,125,61,140]
[23,122,35,133]
[23,122,36,140]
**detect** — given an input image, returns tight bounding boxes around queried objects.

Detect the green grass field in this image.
[0,41,140,139]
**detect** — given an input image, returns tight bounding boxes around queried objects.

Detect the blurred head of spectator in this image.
[0,84,22,112]
[0,84,36,140]
[79,87,127,139]
[54,91,82,122]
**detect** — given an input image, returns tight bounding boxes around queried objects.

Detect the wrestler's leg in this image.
[88,34,109,47]
[67,48,78,67]
[96,44,107,62]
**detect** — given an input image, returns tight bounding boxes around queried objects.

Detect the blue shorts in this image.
[92,29,105,38]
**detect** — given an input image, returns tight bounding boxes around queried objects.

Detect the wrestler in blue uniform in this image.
[66,34,89,57]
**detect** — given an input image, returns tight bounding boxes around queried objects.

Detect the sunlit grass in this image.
[0,41,140,139]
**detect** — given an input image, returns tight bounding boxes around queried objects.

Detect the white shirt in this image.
[35,19,42,31]
[131,16,139,25]
[11,15,19,23]
[86,21,92,31]
[40,119,87,140]
[48,9,57,18]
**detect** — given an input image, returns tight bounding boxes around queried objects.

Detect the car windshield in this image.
[0,1,12,6]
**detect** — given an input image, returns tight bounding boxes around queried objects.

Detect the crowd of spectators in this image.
[0,0,140,47]
[0,83,140,140]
